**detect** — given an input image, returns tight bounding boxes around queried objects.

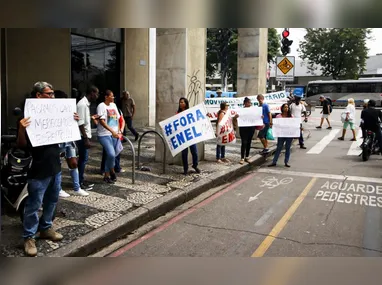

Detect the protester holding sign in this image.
[177,97,201,175]
[268,104,294,168]
[257,94,273,154]
[17,82,79,257]
[239,97,256,164]
[97,90,121,184]
[216,102,235,163]
[54,90,90,198]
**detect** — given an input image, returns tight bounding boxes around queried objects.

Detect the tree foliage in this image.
[298,28,372,79]
[207,28,281,90]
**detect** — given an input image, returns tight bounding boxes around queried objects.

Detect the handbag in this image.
[266,128,275,140]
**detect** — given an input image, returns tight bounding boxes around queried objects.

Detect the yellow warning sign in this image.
[277,57,294,75]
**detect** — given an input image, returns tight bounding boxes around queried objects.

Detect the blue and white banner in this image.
[159,103,215,157]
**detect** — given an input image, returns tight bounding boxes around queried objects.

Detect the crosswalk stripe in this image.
[307,129,340,154]
[347,129,363,156]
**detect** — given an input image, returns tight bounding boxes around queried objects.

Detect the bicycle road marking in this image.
[257,169,382,184]
[260,176,294,189]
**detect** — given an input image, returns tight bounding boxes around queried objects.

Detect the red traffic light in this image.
[282,29,290,38]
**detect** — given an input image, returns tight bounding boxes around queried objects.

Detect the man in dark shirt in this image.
[316,95,332,129]
[361,99,382,151]
[17,81,78,257]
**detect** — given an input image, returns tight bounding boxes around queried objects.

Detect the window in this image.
[71,34,121,100]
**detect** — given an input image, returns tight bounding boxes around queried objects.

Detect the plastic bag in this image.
[266,128,274,140]
[115,138,124,156]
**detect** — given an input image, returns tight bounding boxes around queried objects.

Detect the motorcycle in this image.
[1,107,32,221]
[360,130,380,161]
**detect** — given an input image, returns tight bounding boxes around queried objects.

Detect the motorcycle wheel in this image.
[19,200,56,223]
[362,147,370,161]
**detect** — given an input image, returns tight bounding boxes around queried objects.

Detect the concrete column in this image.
[124,29,151,127]
[237,28,268,97]
[155,28,206,164]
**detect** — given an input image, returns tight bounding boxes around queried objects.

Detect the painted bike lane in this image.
[256,169,382,257]
[109,171,314,257]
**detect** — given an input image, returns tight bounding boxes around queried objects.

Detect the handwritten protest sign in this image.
[24,98,81,147]
[159,103,215,157]
[205,91,288,120]
[236,107,263,127]
[272,118,301,138]
[217,112,236,145]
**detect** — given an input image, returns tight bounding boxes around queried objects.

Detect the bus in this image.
[306,79,382,107]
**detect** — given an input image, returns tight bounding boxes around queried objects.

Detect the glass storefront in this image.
[71,34,121,103]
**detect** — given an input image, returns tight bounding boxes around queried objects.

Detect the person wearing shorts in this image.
[338,98,357,141]
[58,142,90,197]
[257,94,273,153]
[316,95,332,129]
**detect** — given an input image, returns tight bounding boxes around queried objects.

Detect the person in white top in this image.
[96,90,121,184]
[289,96,308,149]
[338,98,357,141]
[76,86,99,190]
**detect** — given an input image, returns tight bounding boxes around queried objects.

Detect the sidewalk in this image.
[1,127,279,257]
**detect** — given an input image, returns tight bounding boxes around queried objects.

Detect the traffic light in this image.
[281,28,293,56]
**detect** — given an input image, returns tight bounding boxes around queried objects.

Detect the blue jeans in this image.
[216,145,225,159]
[98,136,118,173]
[77,137,89,184]
[182,144,198,173]
[101,149,121,173]
[23,172,62,238]
[272,138,293,165]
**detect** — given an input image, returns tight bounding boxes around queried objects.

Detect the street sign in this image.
[276,56,295,82]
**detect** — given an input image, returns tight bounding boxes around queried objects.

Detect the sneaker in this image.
[316,126,322,129]
[73,188,90,196]
[24,238,37,257]
[116,169,126,173]
[285,163,291,168]
[268,163,276,167]
[110,172,117,182]
[217,159,224,163]
[327,127,332,129]
[263,149,269,153]
[135,134,139,142]
[338,137,344,141]
[300,145,307,149]
[59,190,70,198]
[192,166,201,174]
[82,181,95,188]
[221,158,230,163]
[239,159,244,164]
[244,157,250,163]
[39,228,63,241]
[80,182,93,191]
[104,177,115,184]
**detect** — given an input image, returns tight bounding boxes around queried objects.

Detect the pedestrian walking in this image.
[17,82,79,256]
[76,86,99,190]
[121,91,139,141]
[338,98,357,141]
[316,95,332,129]
[268,103,294,167]
[239,97,256,164]
[177,97,201,175]
[97,90,122,184]
[289,96,307,149]
[257,94,273,154]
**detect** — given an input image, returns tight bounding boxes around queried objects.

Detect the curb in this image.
[48,143,290,257]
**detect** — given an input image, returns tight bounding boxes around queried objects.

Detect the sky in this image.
[276,28,382,60]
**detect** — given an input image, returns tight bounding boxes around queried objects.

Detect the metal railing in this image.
[122,135,135,184]
[137,131,166,174]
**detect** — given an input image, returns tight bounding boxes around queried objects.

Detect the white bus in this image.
[306,78,382,107]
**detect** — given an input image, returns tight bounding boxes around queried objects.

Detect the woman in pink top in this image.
[268,103,294,167]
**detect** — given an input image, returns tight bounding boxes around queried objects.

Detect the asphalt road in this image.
[103,108,382,257]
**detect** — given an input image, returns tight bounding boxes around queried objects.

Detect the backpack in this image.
[326,98,333,113]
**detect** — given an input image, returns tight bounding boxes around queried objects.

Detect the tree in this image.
[268,28,281,64]
[298,28,372,79]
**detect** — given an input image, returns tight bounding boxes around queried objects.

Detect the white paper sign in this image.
[24,98,81,147]
[204,91,288,120]
[159,103,215,157]
[272,118,301,138]
[217,112,236,145]
[236,107,263,127]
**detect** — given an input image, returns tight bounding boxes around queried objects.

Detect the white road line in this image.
[254,197,286,227]
[258,168,382,184]
[347,129,363,156]
[307,129,341,154]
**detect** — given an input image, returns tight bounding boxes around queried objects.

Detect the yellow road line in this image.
[251,177,317,257]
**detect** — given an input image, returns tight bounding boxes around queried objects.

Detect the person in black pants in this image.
[239,97,256,164]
